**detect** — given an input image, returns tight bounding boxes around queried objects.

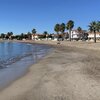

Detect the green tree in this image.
[66,20,74,41]
[77,27,82,33]
[27,32,31,40]
[54,24,60,40]
[43,31,48,38]
[7,32,13,39]
[20,33,24,40]
[60,23,65,40]
[7,32,13,36]
[88,21,97,43]
[32,28,36,35]
[96,21,100,32]
[60,23,65,33]
[77,27,83,39]
[32,28,37,40]
[0,33,5,39]
[43,31,48,35]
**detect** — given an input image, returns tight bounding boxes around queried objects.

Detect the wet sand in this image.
[0,40,100,100]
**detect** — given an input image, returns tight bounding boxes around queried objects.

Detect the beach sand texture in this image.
[0,41,100,100]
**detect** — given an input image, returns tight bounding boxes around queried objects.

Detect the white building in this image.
[88,32,100,39]
[31,34,39,40]
[70,30,80,40]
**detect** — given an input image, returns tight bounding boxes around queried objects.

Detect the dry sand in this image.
[0,40,100,100]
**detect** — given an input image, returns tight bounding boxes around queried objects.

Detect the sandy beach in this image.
[0,40,100,100]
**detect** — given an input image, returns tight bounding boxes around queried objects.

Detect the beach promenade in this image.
[0,40,100,100]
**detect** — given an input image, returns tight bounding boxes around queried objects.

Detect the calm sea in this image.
[0,41,52,90]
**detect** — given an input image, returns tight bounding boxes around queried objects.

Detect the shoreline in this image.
[14,40,100,50]
[0,40,100,100]
[0,41,53,91]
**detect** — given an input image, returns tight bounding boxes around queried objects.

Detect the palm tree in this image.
[77,27,82,40]
[43,31,48,35]
[77,27,82,33]
[32,28,36,35]
[60,23,65,40]
[60,23,65,33]
[88,21,97,43]
[66,20,74,41]
[43,31,48,38]
[96,21,100,32]
[32,28,37,40]
[54,24,60,40]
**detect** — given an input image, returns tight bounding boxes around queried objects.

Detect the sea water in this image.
[0,41,52,90]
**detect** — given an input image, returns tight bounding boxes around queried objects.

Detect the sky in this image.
[0,0,100,34]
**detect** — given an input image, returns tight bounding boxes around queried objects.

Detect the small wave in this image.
[0,53,32,69]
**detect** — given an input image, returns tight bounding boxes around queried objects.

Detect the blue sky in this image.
[0,0,100,34]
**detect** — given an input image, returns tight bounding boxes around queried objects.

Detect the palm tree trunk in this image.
[69,29,71,41]
[57,32,59,41]
[94,30,96,43]
[62,32,64,41]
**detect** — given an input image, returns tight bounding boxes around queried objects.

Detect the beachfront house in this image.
[31,34,39,40]
[71,30,79,40]
[67,30,80,40]
[67,30,88,41]
[88,32,100,40]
